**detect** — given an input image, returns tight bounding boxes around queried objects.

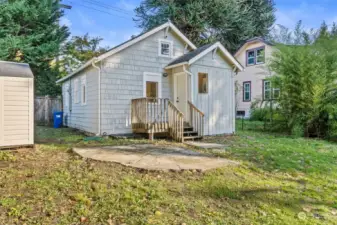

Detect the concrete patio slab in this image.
[73,144,237,171]
[185,141,227,150]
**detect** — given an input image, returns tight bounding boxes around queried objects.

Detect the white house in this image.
[56,21,243,142]
[234,37,278,118]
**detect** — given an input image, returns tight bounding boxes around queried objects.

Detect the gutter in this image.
[91,57,101,136]
[232,66,237,134]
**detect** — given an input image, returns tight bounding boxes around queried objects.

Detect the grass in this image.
[0,126,336,224]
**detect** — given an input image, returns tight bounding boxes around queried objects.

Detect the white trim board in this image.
[56,21,197,84]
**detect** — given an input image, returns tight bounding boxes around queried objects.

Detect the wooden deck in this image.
[131,98,204,142]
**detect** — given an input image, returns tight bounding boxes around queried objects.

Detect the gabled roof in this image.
[166,42,244,71]
[0,61,34,78]
[56,21,197,84]
[234,37,274,57]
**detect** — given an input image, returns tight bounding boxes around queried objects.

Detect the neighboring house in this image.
[234,37,279,118]
[56,21,243,142]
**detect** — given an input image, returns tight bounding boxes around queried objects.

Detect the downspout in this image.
[92,57,101,136]
[183,65,193,102]
[232,66,238,134]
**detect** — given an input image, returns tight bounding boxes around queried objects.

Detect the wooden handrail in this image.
[187,101,204,137]
[168,101,184,142]
[131,98,184,142]
[188,101,205,116]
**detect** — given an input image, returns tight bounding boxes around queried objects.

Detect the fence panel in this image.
[35,96,62,125]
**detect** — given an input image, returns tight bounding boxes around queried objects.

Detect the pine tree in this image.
[0,0,70,96]
[134,0,275,52]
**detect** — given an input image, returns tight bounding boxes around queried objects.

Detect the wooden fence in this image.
[35,96,62,125]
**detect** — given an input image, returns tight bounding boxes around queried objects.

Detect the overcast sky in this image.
[61,0,337,48]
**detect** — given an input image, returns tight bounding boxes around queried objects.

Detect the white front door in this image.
[174,73,188,119]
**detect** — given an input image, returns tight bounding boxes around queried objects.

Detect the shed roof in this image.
[0,61,34,78]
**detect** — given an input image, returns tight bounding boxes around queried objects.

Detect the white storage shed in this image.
[0,61,34,148]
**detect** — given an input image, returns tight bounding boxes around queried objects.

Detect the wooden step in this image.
[183,136,202,141]
[184,126,194,132]
[183,131,198,137]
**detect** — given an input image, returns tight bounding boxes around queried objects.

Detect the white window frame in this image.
[263,80,271,100]
[158,39,173,58]
[64,83,70,109]
[143,72,162,98]
[74,78,79,104]
[81,75,87,105]
[256,48,265,64]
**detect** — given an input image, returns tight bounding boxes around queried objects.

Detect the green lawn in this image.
[0,126,336,224]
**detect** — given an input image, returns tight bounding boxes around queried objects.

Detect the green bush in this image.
[249,108,268,121]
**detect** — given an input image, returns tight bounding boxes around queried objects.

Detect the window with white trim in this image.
[263,80,271,100]
[263,80,280,100]
[74,78,80,104]
[243,81,251,102]
[64,83,70,109]
[158,39,173,57]
[143,72,162,99]
[81,75,86,105]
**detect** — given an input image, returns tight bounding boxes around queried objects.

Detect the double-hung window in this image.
[81,75,86,105]
[243,81,251,102]
[158,39,173,57]
[247,47,265,66]
[263,80,271,100]
[263,80,280,100]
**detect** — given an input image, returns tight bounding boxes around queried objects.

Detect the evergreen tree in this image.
[134,0,275,52]
[0,0,70,96]
[59,34,109,75]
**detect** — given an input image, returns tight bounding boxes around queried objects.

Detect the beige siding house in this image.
[57,22,243,141]
[0,61,34,148]
[234,37,276,118]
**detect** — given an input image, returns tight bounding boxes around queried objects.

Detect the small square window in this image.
[237,111,246,117]
[159,39,173,57]
[198,73,208,94]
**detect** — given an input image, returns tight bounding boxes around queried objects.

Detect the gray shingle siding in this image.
[62,66,99,134]
[101,29,187,135]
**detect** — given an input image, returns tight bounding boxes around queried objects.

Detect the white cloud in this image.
[275,1,327,29]
[60,17,72,28]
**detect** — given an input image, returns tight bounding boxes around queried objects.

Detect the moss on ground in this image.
[0,126,336,224]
